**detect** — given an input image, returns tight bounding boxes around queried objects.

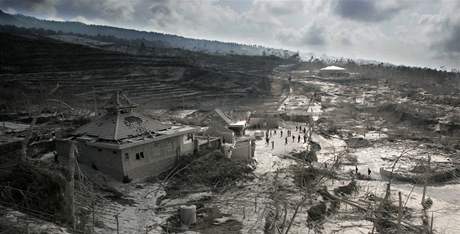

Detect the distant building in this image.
[57,92,200,181]
[318,66,349,77]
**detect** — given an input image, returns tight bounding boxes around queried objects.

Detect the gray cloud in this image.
[0,0,459,69]
[257,0,304,15]
[334,0,404,22]
[0,0,56,14]
[443,24,460,53]
[301,25,325,46]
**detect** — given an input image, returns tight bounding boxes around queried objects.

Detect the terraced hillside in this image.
[0,32,294,111]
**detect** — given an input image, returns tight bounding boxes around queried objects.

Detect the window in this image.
[135,152,144,160]
[187,133,193,140]
[184,133,193,143]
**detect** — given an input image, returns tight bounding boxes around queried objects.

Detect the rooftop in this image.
[74,91,170,141]
[320,66,346,71]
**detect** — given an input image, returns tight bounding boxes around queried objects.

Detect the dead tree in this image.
[63,140,77,230]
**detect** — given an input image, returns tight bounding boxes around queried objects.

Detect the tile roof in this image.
[74,91,170,140]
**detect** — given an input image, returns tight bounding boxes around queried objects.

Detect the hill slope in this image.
[0,10,295,58]
[0,31,293,111]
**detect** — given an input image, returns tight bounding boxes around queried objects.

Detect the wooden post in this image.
[114,214,119,234]
[397,191,402,233]
[64,141,76,230]
[421,155,431,206]
[92,201,95,233]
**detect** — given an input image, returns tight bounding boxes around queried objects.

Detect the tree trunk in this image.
[20,116,38,162]
[64,141,76,229]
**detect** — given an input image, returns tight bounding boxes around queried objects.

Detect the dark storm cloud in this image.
[0,0,55,13]
[437,23,460,58]
[334,0,403,22]
[301,25,325,46]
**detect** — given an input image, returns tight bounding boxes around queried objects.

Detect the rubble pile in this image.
[165,151,254,193]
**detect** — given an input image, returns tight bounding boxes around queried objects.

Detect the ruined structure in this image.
[204,109,255,161]
[57,92,200,181]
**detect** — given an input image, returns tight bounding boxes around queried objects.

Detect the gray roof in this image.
[214,108,233,125]
[74,91,169,141]
[75,111,170,141]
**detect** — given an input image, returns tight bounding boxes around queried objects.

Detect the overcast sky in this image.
[1,0,460,70]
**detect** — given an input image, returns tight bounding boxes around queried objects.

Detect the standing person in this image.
[355,165,358,174]
[292,135,295,142]
[304,135,307,143]
[368,168,372,177]
[297,135,301,143]
[299,126,302,132]
[274,129,277,135]
[295,126,298,131]
[280,130,283,137]
[266,137,270,146]
[285,137,288,145]
[271,140,274,150]
[303,128,306,134]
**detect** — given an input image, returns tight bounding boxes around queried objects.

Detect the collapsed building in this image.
[57,92,200,181]
[204,109,255,161]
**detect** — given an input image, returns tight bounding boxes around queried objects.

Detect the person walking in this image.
[266,137,270,146]
[292,135,295,142]
[285,137,288,145]
[297,135,301,143]
[280,130,283,137]
[303,135,307,143]
[271,140,274,150]
[368,168,372,177]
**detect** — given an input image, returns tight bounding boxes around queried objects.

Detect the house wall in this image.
[121,135,185,180]
[57,133,196,181]
[56,140,124,180]
[180,134,195,155]
[231,138,254,161]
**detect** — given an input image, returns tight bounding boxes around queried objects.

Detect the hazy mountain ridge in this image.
[0,10,296,58]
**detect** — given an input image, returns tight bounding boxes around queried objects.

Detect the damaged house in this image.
[57,92,199,181]
[204,109,255,161]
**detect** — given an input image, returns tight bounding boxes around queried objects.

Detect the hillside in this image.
[0,31,294,112]
[0,10,295,58]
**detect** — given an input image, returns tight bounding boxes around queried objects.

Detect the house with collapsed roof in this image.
[56,92,200,181]
[203,109,255,161]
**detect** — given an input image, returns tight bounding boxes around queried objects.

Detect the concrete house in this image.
[57,92,199,181]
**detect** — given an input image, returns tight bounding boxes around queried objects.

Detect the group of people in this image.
[264,124,311,150]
